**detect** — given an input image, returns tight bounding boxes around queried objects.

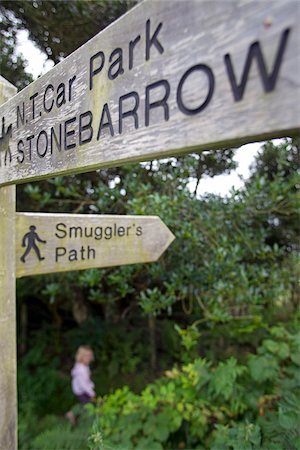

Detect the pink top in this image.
[71,362,95,397]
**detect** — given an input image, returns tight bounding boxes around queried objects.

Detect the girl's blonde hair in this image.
[75,345,94,363]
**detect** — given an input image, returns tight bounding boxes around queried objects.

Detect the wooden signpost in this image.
[0,0,300,448]
[0,0,299,187]
[0,77,17,450]
[16,213,175,277]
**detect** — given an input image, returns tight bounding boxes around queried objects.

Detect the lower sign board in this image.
[0,0,299,186]
[15,213,175,277]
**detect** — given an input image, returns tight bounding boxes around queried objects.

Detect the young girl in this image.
[66,346,95,424]
[71,345,96,404]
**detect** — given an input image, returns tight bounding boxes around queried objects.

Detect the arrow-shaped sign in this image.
[0,0,299,186]
[16,213,175,277]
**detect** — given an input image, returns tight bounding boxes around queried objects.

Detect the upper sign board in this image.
[16,213,175,277]
[0,0,299,186]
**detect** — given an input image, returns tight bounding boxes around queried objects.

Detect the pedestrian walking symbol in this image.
[20,225,47,263]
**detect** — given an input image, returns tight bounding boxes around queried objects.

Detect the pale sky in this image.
[16,29,262,196]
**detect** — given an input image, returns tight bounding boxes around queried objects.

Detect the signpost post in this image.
[0,1,299,448]
[0,77,17,450]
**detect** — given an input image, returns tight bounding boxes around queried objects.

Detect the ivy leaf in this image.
[262,340,290,360]
[136,437,163,450]
[248,355,279,382]
[278,409,299,430]
[209,357,245,400]
[290,333,300,366]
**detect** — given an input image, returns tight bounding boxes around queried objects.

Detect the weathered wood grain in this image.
[16,213,175,277]
[0,0,299,186]
[0,76,17,450]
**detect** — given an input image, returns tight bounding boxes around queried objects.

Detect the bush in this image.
[88,325,300,450]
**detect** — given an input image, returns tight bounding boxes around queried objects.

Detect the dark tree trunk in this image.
[20,302,27,355]
[148,315,157,372]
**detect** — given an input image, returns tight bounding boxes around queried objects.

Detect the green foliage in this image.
[209,357,246,401]
[247,138,299,253]
[18,318,150,417]
[19,408,92,450]
[6,3,299,450]
[175,324,201,353]
[18,326,71,416]
[0,7,33,90]
[15,139,299,449]
[32,418,90,450]
[211,423,262,450]
[88,326,300,450]
[248,354,279,383]
[18,401,38,449]
[1,0,136,63]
